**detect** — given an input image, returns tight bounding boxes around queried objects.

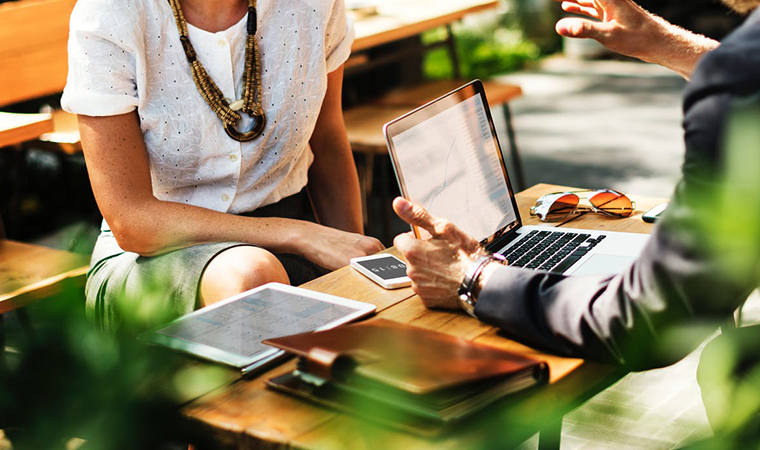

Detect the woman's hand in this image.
[392,197,481,310]
[299,224,385,271]
[553,0,719,79]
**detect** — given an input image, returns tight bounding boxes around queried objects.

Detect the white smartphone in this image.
[642,202,669,223]
[350,254,412,289]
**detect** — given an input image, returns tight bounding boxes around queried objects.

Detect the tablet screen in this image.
[142,284,376,369]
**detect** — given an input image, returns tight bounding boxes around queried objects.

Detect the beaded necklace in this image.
[168,0,265,142]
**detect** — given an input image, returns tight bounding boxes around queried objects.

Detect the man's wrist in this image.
[648,15,719,79]
[472,262,499,301]
[458,253,505,317]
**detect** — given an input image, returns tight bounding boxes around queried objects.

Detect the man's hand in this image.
[392,197,481,310]
[553,0,719,79]
[555,0,655,57]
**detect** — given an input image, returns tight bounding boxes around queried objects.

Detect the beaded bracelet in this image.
[457,253,506,318]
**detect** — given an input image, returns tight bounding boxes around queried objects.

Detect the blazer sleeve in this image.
[474,11,760,370]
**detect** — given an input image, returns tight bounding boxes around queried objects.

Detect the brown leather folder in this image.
[264,319,548,435]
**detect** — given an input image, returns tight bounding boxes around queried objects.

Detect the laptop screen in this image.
[385,81,519,243]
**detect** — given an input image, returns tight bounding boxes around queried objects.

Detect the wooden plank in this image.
[344,81,523,156]
[300,248,417,313]
[183,361,340,450]
[0,112,53,148]
[0,239,89,313]
[376,80,523,107]
[0,0,76,107]
[343,105,411,154]
[35,109,82,155]
[352,0,500,52]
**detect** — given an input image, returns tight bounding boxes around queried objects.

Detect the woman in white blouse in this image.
[62,0,383,328]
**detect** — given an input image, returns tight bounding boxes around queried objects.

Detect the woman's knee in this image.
[199,246,288,306]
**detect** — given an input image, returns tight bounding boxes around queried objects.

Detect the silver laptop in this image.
[383,80,648,276]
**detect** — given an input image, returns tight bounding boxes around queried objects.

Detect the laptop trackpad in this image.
[570,254,636,276]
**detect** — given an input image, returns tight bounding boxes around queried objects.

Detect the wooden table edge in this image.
[351,1,500,52]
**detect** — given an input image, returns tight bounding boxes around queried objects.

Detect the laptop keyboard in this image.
[500,230,607,274]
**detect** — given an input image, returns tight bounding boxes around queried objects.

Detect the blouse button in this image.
[222,194,230,202]
[218,39,226,48]
[230,154,238,162]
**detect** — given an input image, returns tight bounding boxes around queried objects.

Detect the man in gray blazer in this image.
[393,0,760,370]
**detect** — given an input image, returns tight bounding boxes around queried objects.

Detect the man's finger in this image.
[555,17,604,40]
[393,197,442,237]
[393,231,416,256]
[561,1,601,19]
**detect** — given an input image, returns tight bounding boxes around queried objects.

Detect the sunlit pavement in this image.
[494,57,687,198]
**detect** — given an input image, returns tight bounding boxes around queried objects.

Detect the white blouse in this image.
[62,0,353,214]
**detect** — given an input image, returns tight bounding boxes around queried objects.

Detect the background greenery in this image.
[422,0,561,80]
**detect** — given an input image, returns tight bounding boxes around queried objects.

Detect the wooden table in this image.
[182,184,665,449]
[351,0,500,52]
[0,240,88,315]
[0,112,53,149]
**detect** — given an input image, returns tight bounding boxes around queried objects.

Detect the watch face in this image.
[356,256,408,280]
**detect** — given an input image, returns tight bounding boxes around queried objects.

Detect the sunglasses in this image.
[530,189,636,222]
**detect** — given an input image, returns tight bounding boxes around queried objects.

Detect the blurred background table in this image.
[181,183,664,450]
[351,0,500,52]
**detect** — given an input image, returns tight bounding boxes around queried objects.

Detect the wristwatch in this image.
[458,253,506,318]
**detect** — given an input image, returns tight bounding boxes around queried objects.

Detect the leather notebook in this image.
[264,318,548,435]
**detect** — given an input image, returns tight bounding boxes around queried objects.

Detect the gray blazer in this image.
[474,8,760,369]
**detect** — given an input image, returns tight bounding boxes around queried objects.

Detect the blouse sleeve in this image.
[324,0,355,73]
[61,0,143,116]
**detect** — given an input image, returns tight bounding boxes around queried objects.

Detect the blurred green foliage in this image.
[423,30,541,80]
[422,0,561,80]
[0,287,231,449]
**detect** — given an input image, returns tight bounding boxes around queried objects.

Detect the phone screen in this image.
[355,256,408,280]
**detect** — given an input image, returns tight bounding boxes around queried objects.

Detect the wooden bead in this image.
[168,0,264,141]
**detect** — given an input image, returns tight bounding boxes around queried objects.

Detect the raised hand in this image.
[392,197,482,310]
[552,0,718,78]
[555,0,652,55]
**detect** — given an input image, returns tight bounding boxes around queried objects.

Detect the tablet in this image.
[140,283,376,374]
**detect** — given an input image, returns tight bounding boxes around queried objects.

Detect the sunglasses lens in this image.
[589,191,634,217]
[544,194,579,221]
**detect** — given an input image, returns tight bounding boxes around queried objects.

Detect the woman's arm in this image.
[307,65,364,234]
[78,112,382,269]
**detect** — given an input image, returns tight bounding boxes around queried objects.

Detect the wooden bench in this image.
[0,112,53,149]
[0,0,89,356]
[0,0,82,235]
[0,198,88,362]
[0,0,81,153]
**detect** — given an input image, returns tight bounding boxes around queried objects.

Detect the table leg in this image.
[359,153,375,230]
[444,24,463,80]
[502,103,526,191]
[379,155,393,245]
[16,309,35,342]
[5,145,28,238]
[0,314,5,368]
[538,419,562,450]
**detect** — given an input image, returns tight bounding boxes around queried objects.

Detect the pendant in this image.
[224,111,266,142]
